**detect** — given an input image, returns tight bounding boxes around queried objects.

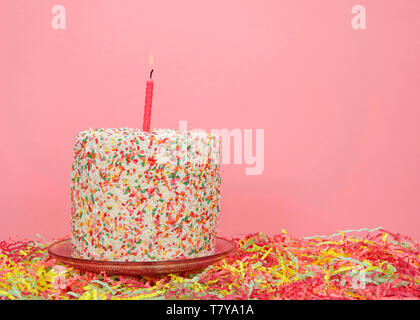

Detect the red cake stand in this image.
[48,237,235,276]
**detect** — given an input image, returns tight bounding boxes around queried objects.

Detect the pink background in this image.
[1,1,420,240]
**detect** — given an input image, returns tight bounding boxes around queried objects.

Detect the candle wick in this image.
[150,69,154,79]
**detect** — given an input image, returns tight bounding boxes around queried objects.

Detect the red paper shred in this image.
[0,228,419,300]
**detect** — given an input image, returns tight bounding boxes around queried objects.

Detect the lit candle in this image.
[143,54,154,132]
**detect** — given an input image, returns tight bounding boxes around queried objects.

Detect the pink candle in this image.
[143,55,154,132]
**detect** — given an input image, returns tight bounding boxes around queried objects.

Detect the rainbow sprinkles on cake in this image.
[70,128,221,261]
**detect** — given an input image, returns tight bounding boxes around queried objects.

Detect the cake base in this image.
[48,238,234,276]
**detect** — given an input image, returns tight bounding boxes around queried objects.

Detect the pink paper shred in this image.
[0,227,419,300]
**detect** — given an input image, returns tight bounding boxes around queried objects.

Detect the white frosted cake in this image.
[70,128,221,261]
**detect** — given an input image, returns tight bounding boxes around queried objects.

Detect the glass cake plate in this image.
[48,237,235,276]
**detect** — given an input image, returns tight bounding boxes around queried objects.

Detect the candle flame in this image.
[149,53,154,67]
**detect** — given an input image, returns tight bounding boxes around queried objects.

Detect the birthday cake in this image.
[70,128,221,261]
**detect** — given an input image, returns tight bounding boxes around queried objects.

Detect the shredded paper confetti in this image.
[0,227,419,300]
